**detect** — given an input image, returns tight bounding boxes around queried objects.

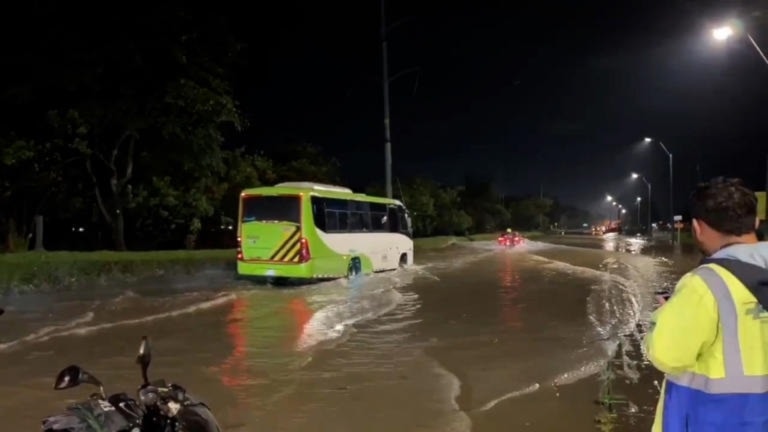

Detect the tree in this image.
[507,197,553,230]
[433,187,472,235]
[272,142,341,184]
[13,4,246,250]
[460,177,509,232]
[134,62,244,249]
[397,179,473,237]
[400,178,438,236]
[0,131,83,251]
[217,149,277,223]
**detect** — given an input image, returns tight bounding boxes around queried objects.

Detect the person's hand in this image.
[656,294,669,306]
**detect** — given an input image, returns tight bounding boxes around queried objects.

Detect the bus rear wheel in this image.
[399,253,408,268]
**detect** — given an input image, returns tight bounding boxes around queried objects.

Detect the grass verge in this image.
[0,249,235,294]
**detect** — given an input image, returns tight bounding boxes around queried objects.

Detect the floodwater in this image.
[0,235,697,431]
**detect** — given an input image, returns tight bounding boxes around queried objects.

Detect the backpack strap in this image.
[700,258,768,311]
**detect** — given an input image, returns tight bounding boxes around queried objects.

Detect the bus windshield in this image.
[241,195,300,224]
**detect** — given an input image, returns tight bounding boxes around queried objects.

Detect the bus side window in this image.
[348,211,364,231]
[349,201,371,232]
[325,198,349,212]
[370,203,388,232]
[324,198,349,233]
[311,196,326,231]
[338,211,349,231]
[325,211,340,232]
[387,206,400,233]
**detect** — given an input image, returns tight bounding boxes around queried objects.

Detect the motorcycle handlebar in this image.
[139,382,189,407]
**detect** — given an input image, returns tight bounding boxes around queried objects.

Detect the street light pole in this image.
[632,173,653,237]
[713,25,768,66]
[660,142,674,244]
[380,0,393,198]
[636,197,641,229]
[712,27,768,214]
[747,33,768,67]
[645,138,674,243]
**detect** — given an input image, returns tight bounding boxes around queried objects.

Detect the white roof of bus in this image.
[274,182,354,193]
[259,181,405,206]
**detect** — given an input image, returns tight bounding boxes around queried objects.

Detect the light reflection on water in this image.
[219,297,249,390]
[214,293,315,407]
[602,235,648,255]
[497,253,523,329]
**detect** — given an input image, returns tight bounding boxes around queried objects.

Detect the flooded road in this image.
[0,235,697,431]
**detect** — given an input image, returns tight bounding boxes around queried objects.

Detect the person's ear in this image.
[692,219,702,238]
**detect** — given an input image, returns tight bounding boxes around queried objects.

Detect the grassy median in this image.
[0,249,235,293]
[0,232,545,292]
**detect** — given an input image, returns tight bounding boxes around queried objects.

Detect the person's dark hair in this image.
[690,177,757,236]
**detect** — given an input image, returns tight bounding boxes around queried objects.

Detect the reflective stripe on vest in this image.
[666,266,768,393]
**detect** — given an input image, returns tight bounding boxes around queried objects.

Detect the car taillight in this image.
[236,236,243,261]
[299,237,311,262]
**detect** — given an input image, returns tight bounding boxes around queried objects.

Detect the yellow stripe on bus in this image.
[269,228,300,261]
[275,238,301,262]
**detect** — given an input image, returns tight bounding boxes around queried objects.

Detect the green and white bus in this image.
[236,182,414,281]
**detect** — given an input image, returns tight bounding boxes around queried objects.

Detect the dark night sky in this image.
[7,1,766,221]
[230,0,768,218]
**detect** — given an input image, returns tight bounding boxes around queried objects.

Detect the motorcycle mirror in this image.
[54,365,105,398]
[136,336,151,385]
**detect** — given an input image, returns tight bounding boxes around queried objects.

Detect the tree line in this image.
[0,4,593,252]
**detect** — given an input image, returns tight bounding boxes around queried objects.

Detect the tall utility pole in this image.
[662,143,674,245]
[645,137,674,244]
[633,173,653,237]
[380,0,393,198]
[539,183,544,229]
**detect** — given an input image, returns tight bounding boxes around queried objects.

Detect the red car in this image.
[498,232,524,247]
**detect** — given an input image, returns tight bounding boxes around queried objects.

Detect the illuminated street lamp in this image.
[712,26,734,41]
[636,197,642,227]
[631,172,652,237]
[602,195,615,221]
[712,25,768,66]
[615,204,625,221]
[642,138,674,243]
[713,24,768,198]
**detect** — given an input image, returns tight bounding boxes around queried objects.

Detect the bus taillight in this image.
[299,237,311,262]
[236,236,243,261]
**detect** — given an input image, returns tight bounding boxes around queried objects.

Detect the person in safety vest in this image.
[644,177,768,431]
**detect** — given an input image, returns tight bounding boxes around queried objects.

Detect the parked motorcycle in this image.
[41,336,221,432]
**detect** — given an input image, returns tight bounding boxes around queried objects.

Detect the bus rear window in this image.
[241,195,300,224]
